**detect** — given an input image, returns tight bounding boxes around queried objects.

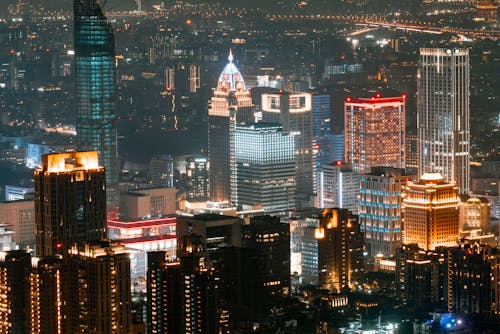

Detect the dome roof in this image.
[217,50,245,91]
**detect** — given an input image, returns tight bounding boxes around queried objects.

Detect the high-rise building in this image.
[359,167,415,257]
[402,173,460,251]
[34,151,106,256]
[0,199,35,248]
[418,48,470,194]
[447,244,499,317]
[234,123,296,211]
[344,94,406,174]
[208,51,252,202]
[0,250,30,334]
[150,155,174,188]
[289,214,319,287]
[185,155,209,201]
[261,92,313,208]
[312,94,332,190]
[459,196,490,237]
[74,0,119,206]
[405,134,419,175]
[318,162,359,214]
[315,208,364,291]
[242,215,291,296]
[64,241,131,333]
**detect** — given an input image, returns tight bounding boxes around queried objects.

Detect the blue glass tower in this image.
[74,0,118,206]
[312,94,332,191]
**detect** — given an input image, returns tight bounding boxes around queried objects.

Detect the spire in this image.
[228,49,234,63]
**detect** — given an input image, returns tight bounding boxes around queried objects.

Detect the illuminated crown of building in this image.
[217,49,246,91]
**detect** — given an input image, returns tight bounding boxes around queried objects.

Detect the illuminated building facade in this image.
[234,123,296,211]
[344,95,405,174]
[29,256,64,334]
[34,151,106,256]
[150,155,174,188]
[146,249,228,334]
[405,134,419,175]
[312,94,332,190]
[261,92,313,208]
[315,208,364,292]
[459,196,490,238]
[318,162,359,214]
[0,250,30,334]
[74,0,119,206]
[402,173,460,251]
[242,215,291,296]
[108,216,177,291]
[185,155,209,201]
[359,167,415,257]
[418,48,470,194]
[64,241,131,333]
[447,244,499,317]
[208,51,253,202]
[120,187,177,219]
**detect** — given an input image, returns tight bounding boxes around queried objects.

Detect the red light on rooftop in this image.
[371,96,375,101]
[9,49,15,54]
[335,160,343,166]
[56,243,63,249]
[279,89,284,94]
[346,97,351,102]
[402,93,407,99]
[375,93,381,98]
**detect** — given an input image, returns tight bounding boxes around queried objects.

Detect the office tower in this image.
[312,94,332,190]
[318,162,359,214]
[359,167,415,257]
[150,155,175,188]
[261,92,313,208]
[188,64,200,93]
[315,208,364,291]
[64,241,131,333]
[185,155,209,201]
[447,244,499,317]
[418,48,470,194]
[289,215,318,286]
[0,250,30,334]
[34,151,106,256]
[74,0,119,206]
[242,215,291,296]
[29,256,64,334]
[234,123,296,211]
[405,134,419,175]
[176,214,241,252]
[0,199,35,248]
[395,245,447,307]
[329,133,344,162]
[344,94,406,174]
[0,225,17,251]
[208,50,252,202]
[146,249,228,334]
[4,185,33,201]
[459,196,490,237]
[403,173,460,251]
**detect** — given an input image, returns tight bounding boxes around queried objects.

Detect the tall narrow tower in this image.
[74,0,119,206]
[418,48,470,194]
[208,50,252,202]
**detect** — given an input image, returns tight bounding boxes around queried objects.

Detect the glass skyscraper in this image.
[312,94,332,191]
[234,123,296,211]
[418,48,470,194]
[74,0,119,206]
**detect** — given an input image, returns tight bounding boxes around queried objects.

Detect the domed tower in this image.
[208,51,253,202]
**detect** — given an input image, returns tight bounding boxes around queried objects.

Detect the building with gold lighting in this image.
[315,208,364,292]
[34,151,106,256]
[63,240,131,333]
[345,94,406,174]
[208,50,253,203]
[402,173,460,251]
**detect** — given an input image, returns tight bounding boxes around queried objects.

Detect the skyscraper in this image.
[418,48,470,194]
[208,51,252,202]
[64,241,131,333]
[402,173,460,251]
[312,94,332,190]
[359,167,415,257]
[234,123,296,211]
[34,151,106,256]
[317,162,359,214]
[261,92,313,207]
[74,0,119,206]
[345,94,406,174]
